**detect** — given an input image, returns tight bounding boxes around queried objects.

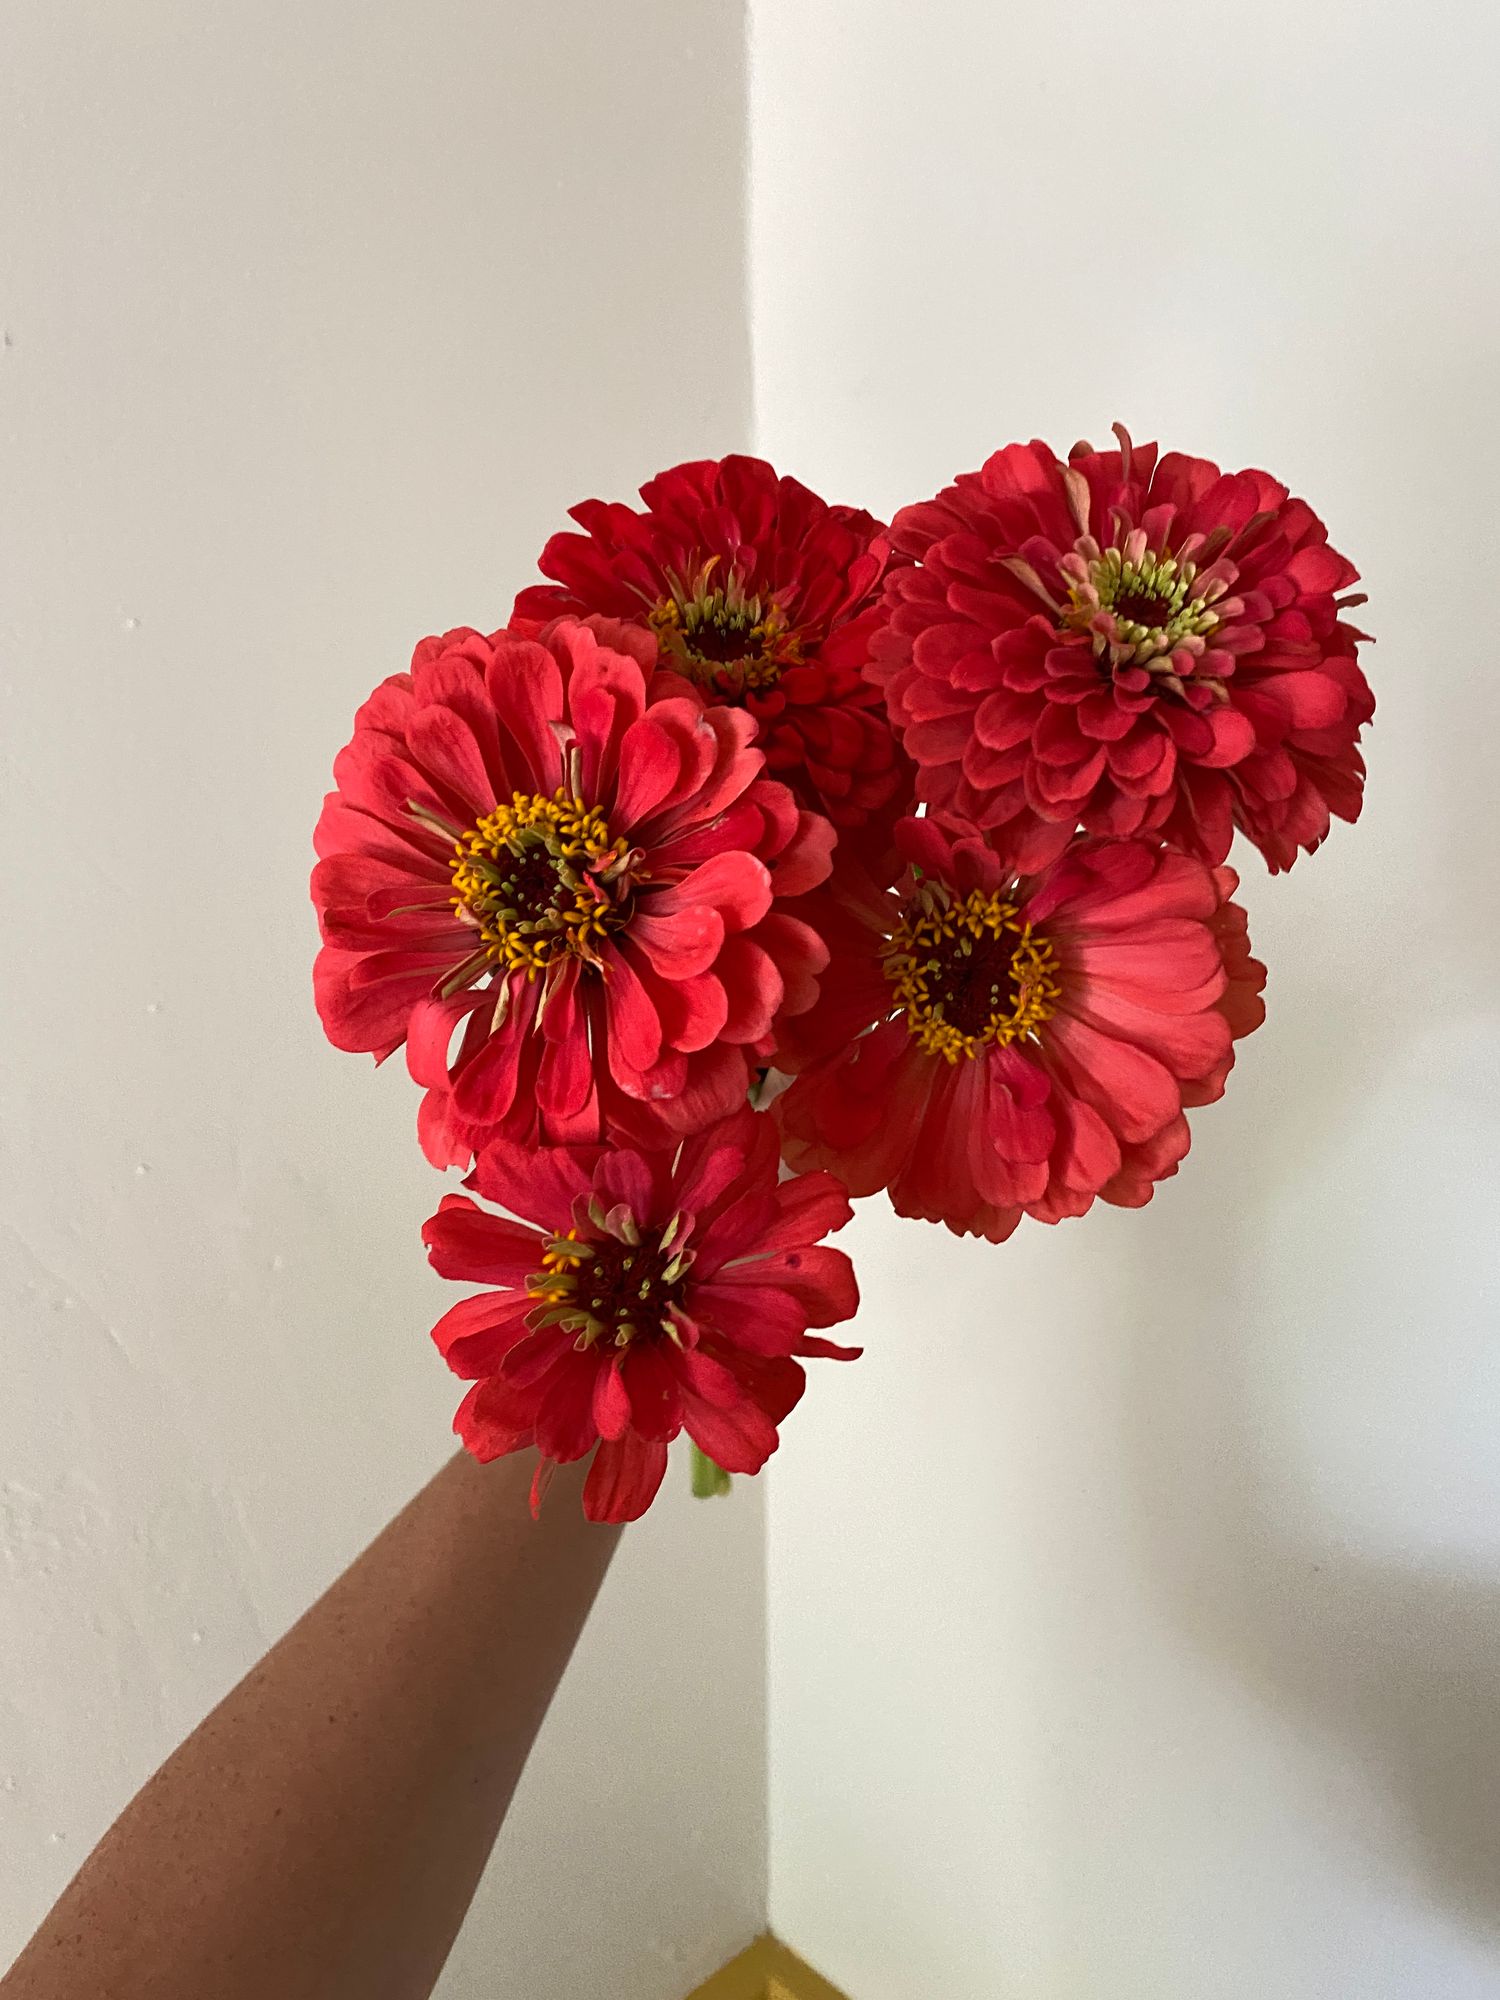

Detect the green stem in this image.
[690,1443,732,1500]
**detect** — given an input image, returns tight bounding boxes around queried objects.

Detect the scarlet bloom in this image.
[870,427,1373,873]
[775,819,1266,1242]
[312,618,833,1166]
[423,1107,861,1522]
[512,454,912,831]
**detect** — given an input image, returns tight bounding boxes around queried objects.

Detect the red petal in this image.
[312,946,428,1058]
[564,634,649,799]
[672,1118,764,1219]
[406,988,490,1090]
[712,1244,859,1326]
[452,1015,527,1122]
[453,1377,535,1462]
[695,1168,852,1276]
[583,1434,670,1522]
[675,1347,744,1409]
[532,1350,603,1461]
[484,637,565,793]
[630,905,726,981]
[537,1018,596,1120]
[696,1283,811,1355]
[610,714,684,830]
[592,1146,663,1221]
[651,851,772,934]
[602,945,665,1075]
[653,971,730,1054]
[418,1085,477,1171]
[429,1291,534,1378]
[751,912,828,1016]
[422,1194,542,1285]
[714,935,784,1044]
[679,1385,780,1475]
[591,1360,633,1442]
[1044,1012,1183,1143]
[766,808,837,898]
[622,1343,684,1443]
[1197,705,1257,769]
[405,706,497,817]
[468,1139,595,1227]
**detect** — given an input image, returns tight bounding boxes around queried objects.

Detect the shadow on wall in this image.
[1114,306,1500,1943]
[1120,954,1500,1942]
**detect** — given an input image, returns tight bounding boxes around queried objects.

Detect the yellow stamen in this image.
[885,883,1061,1063]
[527,1229,587,1307]
[540,1230,585,1275]
[449,789,630,978]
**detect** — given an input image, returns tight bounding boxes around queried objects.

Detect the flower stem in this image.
[690,1443,732,1500]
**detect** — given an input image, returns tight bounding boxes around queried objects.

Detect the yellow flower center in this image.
[648,558,800,694]
[885,883,1060,1063]
[450,790,631,978]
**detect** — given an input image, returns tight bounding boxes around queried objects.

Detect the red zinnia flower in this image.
[422,1106,861,1522]
[869,427,1373,873]
[512,454,912,831]
[312,618,833,1167]
[775,819,1266,1242]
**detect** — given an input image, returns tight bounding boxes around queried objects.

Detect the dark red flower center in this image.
[527,1214,692,1351]
[448,791,632,976]
[682,613,768,666]
[885,884,1060,1062]
[649,559,801,697]
[1110,587,1173,629]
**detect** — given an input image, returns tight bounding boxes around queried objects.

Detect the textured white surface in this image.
[0,5,763,1995]
[752,2,1500,1996]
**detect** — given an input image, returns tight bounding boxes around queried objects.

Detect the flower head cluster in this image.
[312,439,1370,1519]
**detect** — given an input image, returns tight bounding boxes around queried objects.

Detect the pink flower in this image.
[870,427,1373,872]
[513,455,913,831]
[312,618,833,1166]
[423,1107,861,1522]
[775,819,1267,1241]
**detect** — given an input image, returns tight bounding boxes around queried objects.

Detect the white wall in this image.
[753,3,1500,1996]
[0,6,763,1996]
[12,6,1500,1994]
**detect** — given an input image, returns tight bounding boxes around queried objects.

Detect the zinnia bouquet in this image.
[313,437,1372,1519]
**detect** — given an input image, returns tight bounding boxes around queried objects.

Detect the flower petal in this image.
[422,1194,543,1285]
[453,1375,536,1461]
[430,1290,535,1378]
[630,905,726,982]
[591,1359,633,1442]
[583,1434,670,1522]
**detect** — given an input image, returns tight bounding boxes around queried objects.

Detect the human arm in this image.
[0,1449,619,2000]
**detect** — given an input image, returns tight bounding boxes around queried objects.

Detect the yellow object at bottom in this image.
[686,1933,852,2000]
